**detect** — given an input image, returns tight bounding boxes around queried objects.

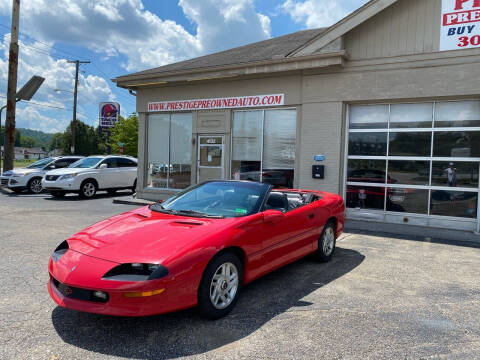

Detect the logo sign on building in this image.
[99,102,120,128]
[147,94,284,112]
[440,0,480,51]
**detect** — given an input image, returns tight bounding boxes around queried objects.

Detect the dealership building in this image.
[115,0,480,232]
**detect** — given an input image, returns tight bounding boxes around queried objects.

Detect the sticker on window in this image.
[235,208,247,215]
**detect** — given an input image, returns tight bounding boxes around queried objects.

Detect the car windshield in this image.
[69,157,103,168]
[26,157,54,169]
[150,181,271,218]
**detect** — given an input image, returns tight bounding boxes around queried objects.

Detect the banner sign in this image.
[99,102,120,128]
[440,0,480,51]
[148,94,284,112]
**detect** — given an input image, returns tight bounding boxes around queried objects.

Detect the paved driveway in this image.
[0,189,479,359]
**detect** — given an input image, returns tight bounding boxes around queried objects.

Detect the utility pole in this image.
[67,59,90,154]
[3,0,20,172]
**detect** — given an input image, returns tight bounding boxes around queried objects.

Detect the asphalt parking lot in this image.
[1,189,479,360]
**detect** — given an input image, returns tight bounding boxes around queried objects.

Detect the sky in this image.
[0,0,368,134]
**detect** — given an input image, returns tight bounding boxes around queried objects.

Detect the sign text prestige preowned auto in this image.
[441,0,480,50]
[148,94,285,112]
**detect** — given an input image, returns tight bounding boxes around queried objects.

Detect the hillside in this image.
[17,128,54,149]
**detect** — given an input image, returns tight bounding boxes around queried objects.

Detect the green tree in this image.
[62,120,104,156]
[1,127,22,146]
[48,133,63,152]
[110,113,138,157]
[20,136,36,147]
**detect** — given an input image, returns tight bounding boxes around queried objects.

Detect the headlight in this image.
[102,263,168,281]
[60,173,77,180]
[52,240,69,262]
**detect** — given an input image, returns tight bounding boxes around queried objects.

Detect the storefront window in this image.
[389,132,431,157]
[348,132,387,156]
[147,113,192,189]
[349,105,388,129]
[347,100,480,225]
[232,109,296,188]
[387,160,430,186]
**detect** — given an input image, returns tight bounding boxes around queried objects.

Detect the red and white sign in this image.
[441,0,480,51]
[148,94,284,112]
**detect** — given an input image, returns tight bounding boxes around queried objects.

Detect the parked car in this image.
[0,156,83,194]
[47,180,345,319]
[41,155,137,199]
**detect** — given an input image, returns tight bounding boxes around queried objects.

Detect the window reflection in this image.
[346,185,385,210]
[349,105,389,129]
[388,160,430,186]
[390,103,433,128]
[348,132,387,156]
[435,100,480,127]
[431,162,479,188]
[433,131,480,157]
[347,160,387,183]
[430,191,477,218]
[389,132,431,157]
[386,188,429,214]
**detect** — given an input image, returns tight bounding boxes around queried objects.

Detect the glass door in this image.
[197,135,224,183]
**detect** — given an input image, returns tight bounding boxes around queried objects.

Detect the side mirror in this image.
[99,164,108,170]
[263,209,284,224]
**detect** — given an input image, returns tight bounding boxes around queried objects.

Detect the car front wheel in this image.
[79,180,97,199]
[198,252,242,319]
[317,221,336,262]
[28,178,43,194]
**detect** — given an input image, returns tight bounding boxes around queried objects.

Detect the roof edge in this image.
[114,50,346,88]
[290,0,398,57]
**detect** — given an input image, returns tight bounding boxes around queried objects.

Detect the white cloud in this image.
[0,0,271,72]
[281,0,369,28]
[0,34,114,133]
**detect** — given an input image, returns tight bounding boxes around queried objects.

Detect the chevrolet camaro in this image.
[48,180,345,319]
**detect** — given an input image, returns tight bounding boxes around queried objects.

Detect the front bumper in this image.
[47,251,196,317]
[0,176,27,188]
[42,177,80,192]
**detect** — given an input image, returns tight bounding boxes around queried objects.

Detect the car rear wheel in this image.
[198,252,243,319]
[27,178,43,194]
[79,180,97,199]
[317,221,336,262]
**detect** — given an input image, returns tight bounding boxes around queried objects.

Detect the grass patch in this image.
[14,159,36,168]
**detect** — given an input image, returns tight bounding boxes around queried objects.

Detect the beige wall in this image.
[345,0,442,59]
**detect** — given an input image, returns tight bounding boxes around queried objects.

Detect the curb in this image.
[112,196,155,206]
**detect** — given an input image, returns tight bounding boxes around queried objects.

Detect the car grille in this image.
[1,179,8,186]
[45,175,60,181]
[52,277,109,303]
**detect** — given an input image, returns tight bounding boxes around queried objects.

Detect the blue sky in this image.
[0,0,368,133]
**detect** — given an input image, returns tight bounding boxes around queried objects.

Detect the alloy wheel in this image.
[322,226,335,256]
[82,182,96,198]
[30,179,43,194]
[209,262,239,310]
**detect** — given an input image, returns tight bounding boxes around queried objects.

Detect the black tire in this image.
[79,180,97,199]
[131,179,137,193]
[51,191,65,198]
[107,189,117,196]
[317,221,336,262]
[27,177,43,194]
[198,252,243,320]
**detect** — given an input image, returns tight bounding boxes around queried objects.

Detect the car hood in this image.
[66,206,239,264]
[6,168,41,176]
[46,168,90,175]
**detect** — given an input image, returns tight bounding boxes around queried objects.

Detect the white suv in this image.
[42,155,137,199]
[0,156,83,194]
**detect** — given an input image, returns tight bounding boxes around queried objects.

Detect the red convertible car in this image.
[48,180,345,319]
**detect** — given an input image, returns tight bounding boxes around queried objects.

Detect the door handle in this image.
[308,214,315,219]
